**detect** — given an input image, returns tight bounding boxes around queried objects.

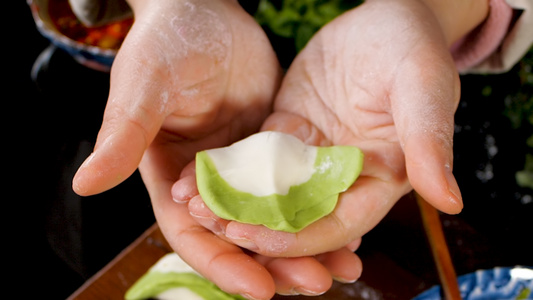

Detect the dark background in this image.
[8,1,154,298]
[7,1,532,299]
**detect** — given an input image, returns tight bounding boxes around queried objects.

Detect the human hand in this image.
[69,0,317,298]
[73,0,281,196]
[182,0,487,260]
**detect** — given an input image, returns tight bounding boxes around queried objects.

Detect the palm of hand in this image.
[125,0,282,169]
[73,0,281,195]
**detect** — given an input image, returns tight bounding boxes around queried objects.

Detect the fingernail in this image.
[277,289,300,296]
[172,197,189,204]
[171,176,198,204]
[294,287,325,296]
[172,192,192,204]
[188,195,210,216]
[333,276,358,284]
[444,164,463,208]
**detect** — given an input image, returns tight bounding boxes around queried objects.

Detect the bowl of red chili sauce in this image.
[28,0,133,71]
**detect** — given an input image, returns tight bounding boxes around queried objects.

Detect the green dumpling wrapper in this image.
[195,131,364,233]
[125,253,245,300]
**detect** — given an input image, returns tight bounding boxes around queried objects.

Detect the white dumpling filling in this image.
[151,253,203,300]
[156,288,204,300]
[150,252,200,275]
[205,131,317,196]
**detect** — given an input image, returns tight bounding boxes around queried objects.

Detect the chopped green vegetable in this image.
[254,0,363,51]
[516,153,533,189]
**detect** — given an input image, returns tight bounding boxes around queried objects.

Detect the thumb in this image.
[392,54,463,214]
[72,118,156,196]
[72,51,165,196]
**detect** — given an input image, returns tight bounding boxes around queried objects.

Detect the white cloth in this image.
[468,0,533,73]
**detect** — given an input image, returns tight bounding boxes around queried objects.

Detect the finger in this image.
[184,174,363,259]
[171,160,200,204]
[177,166,233,237]
[253,255,332,296]
[391,49,463,214]
[224,177,406,257]
[189,192,364,286]
[180,160,197,178]
[187,187,350,297]
[72,43,168,196]
[171,176,198,204]
[345,238,362,252]
[188,195,230,236]
[140,147,276,300]
[315,247,363,283]
[403,133,462,214]
[72,116,156,196]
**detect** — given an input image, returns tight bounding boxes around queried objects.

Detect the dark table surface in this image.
[65,194,506,300]
[7,1,532,299]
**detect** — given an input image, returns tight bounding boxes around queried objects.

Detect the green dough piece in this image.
[196,131,364,233]
[125,253,245,300]
[125,272,244,300]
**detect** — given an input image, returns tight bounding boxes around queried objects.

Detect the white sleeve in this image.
[468,0,533,73]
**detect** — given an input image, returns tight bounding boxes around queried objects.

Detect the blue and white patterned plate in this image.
[413,267,533,300]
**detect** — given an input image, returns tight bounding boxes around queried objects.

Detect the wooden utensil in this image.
[415,192,462,300]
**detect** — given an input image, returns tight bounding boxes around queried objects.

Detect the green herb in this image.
[254,0,363,51]
[516,287,531,300]
[504,46,533,190]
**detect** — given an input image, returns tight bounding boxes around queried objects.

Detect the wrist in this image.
[419,0,489,46]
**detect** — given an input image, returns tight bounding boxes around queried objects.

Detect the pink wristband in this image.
[450,0,513,72]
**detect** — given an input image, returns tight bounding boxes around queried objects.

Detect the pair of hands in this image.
[73,0,475,298]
